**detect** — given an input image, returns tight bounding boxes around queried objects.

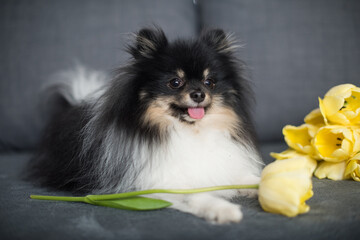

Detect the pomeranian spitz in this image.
[28,27,263,224]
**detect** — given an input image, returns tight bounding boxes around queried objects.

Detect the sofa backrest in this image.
[1,0,359,151]
[199,0,360,142]
[0,0,197,151]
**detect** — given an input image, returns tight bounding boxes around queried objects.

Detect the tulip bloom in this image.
[258,158,314,217]
[319,84,360,125]
[313,126,360,162]
[282,124,319,155]
[345,153,360,181]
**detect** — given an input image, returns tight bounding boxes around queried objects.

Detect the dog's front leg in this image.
[153,193,243,224]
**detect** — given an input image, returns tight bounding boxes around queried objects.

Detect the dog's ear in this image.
[200,29,238,53]
[129,27,168,59]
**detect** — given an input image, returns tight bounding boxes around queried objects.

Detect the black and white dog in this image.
[28,28,263,224]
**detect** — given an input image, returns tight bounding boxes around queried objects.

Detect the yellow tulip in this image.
[314,161,350,180]
[304,108,325,126]
[283,124,319,155]
[270,149,304,160]
[313,126,360,162]
[258,158,314,217]
[345,152,360,181]
[262,156,317,177]
[270,149,318,173]
[319,84,360,125]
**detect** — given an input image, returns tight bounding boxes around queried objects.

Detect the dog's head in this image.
[124,27,251,136]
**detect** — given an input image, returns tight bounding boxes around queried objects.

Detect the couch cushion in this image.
[1,142,359,239]
[0,0,197,151]
[199,0,360,141]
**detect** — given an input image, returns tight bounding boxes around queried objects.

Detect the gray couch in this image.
[1,0,360,239]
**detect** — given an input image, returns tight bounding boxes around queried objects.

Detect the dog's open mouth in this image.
[187,107,205,119]
[170,104,207,121]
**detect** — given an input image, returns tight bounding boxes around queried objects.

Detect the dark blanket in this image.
[1,143,359,240]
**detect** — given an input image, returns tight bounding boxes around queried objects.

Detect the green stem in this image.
[88,184,259,201]
[30,184,259,202]
[30,195,85,202]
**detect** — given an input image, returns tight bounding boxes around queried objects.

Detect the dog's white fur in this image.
[134,120,261,224]
[46,65,108,105]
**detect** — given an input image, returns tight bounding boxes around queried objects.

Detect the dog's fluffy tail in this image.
[44,64,108,107]
[39,64,108,120]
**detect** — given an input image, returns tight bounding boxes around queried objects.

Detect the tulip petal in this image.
[335,127,354,140]
[261,158,317,179]
[327,113,351,125]
[343,110,356,119]
[319,98,329,125]
[343,91,360,113]
[325,84,356,97]
[323,96,345,116]
[331,148,349,161]
[314,161,348,180]
[283,124,316,154]
[270,149,302,160]
[345,153,360,181]
[353,130,360,153]
[341,139,352,153]
[304,108,325,126]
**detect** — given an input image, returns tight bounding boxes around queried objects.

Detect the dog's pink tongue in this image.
[188,107,205,119]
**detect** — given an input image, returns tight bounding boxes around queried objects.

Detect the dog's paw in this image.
[168,194,243,224]
[202,201,243,224]
[209,202,243,224]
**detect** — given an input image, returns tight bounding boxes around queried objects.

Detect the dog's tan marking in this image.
[203,68,210,79]
[197,95,243,140]
[176,69,185,79]
[142,97,175,136]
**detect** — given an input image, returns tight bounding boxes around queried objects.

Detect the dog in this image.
[28,27,263,224]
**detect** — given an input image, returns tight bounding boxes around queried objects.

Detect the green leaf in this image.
[89,197,172,211]
[31,184,259,211]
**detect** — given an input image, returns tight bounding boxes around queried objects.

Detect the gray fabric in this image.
[0,0,197,151]
[199,0,360,141]
[1,143,359,240]
[2,0,360,150]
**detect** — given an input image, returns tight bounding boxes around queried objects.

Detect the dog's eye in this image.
[203,79,215,89]
[168,78,184,89]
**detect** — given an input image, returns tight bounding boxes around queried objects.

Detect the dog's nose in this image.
[190,91,205,103]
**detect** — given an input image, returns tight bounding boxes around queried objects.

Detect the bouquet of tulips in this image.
[272,84,360,181]
[258,84,360,217]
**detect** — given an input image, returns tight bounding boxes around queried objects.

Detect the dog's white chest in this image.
[135,126,260,189]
